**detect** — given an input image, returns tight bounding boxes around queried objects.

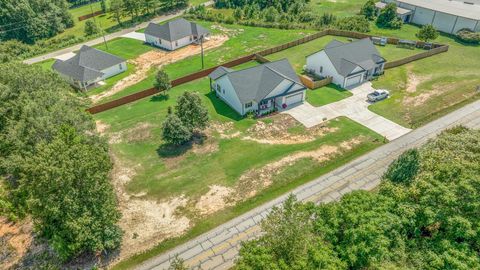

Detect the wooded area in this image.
[237,127,480,269]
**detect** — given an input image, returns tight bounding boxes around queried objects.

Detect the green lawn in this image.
[306,84,353,107]
[36,59,56,71]
[368,24,480,128]
[95,76,385,270]
[91,21,315,103]
[309,0,365,18]
[93,38,153,60]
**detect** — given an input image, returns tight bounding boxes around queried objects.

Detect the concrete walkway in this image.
[285,82,412,141]
[23,1,214,65]
[133,100,480,270]
[122,32,146,42]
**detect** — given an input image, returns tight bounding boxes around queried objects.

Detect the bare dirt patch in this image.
[0,217,34,269]
[405,71,431,93]
[90,35,229,103]
[194,185,234,216]
[107,122,154,144]
[243,114,337,144]
[109,153,191,263]
[95,120,110,135]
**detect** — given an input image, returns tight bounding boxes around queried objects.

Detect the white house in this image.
[52,45,126,90]
[144,18,210,51]
[208,59,307,116]
[378,0,480,34]
[306,39,386,88]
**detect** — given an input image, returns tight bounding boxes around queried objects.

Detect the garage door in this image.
[345,74,362,87]
[285,92,303,106]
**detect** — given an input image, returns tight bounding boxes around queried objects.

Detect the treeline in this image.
[0,0,74,44]
[187,3,370,32]
[237,127,480,269]
[109,0,188,25]
[0,63,122,261]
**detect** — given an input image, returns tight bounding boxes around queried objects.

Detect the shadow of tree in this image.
[150,93,169,102]
[156,133,206,158]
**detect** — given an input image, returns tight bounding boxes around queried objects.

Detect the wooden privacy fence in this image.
[78,10,104,21]
[384,45,449,69]
[87,29,449,114]
[87,54,256,114]
[300,75,333,90]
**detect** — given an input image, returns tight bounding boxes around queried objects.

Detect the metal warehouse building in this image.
[381,0,480,34]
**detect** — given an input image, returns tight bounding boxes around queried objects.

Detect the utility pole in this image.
[90,0,109,50]
[200,35,204,69]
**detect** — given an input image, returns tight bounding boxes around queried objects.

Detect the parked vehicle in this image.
[367,89,389,102]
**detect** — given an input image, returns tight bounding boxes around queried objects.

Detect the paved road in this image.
[134,100,480,270]
[23,1,214,65]
[286,82,412,140]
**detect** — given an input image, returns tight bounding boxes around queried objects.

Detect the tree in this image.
[233,7,243,21]
[84,20,100,36]
[162,114,192,145]
[175,92,209,132]
[416,24,439,42]
[263,6,279,22]
[110,0,124,25]
[336,16,370,32]
[154,69,172,93]
[376,3,402,29]
[383,148,420,184]
[361,0,377,20]
[142,0,156,14]
[23,126,122,260]
[101,0,107,13]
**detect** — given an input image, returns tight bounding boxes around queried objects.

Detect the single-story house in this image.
[52,45,126,90]
[306,38,386,88]
[208,59,307,116]
[378,0,480,34]
[145,18,210,51]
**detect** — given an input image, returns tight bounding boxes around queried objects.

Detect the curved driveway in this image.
[134,100,480,270]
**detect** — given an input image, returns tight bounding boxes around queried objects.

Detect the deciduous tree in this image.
[175,92,209,132]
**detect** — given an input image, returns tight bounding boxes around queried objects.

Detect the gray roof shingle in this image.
[52,45,125,83]
[322,38,386,77]
[209,59,305,104]
[145,18,210,42]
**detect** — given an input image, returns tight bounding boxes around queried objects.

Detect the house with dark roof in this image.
[52,45,126,90]
[145,18,210,51]
[208,59,307,116]
[306,38,386,88]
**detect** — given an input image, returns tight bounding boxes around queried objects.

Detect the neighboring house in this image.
[145,18,210,51]
[306,39,386,88]
[52,45,126,90]
[208,59,307,116]
[377,0,480,34]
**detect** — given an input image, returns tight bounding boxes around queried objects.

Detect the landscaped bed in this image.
[94,76,385,267]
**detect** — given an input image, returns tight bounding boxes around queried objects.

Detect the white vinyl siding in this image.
[100,62,127,80]
[214,76,244,115]
[145,34,196,50]
[306,51,344,87]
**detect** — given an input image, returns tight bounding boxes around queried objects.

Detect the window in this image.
[119,64,123,70]
[216,84,221,92]
[175,41,178,47]
[158,39,162,44]
[319,66,323,73]
[189,36,192,41]
[259,100,268,105]
[223,89,225,94]
[245,102,253,108]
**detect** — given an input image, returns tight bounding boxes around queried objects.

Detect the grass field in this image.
[95,76,385,269]
[306,84,353,107]
[93,38,153,59]
[309,0,365,18]
[367,24,480,128]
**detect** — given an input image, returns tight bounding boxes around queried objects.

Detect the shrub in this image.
[376,3,402,29]
[416,24,439,42]
[383,148,420,184]
[162,114,192,145]
[361,0,377,20]
[84,20,101,36]
[336,16,370,32]
[154,69,171,93]
[456,28,480,44]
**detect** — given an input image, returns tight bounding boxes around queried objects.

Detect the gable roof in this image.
[52,45,125,82]
[209,59,305,104]
[145,18,210,42]
[320,38,386,77]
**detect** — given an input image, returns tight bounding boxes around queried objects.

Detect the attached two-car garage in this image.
[284,91,305,107]
[344,74,363,88]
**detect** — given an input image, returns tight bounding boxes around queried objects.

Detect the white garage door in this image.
[345,74,362,87]
[285,92,303,106]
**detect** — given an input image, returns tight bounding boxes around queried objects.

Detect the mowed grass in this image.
[91,21,315,103]
[96,76,385,269]
[309,0,365,17]
[368,24,480,127]
[266,35,425,73]
[93,37,153,59]
[306,84,353,107]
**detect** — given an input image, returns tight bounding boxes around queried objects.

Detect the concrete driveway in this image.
[285,82,411,141]
[122,32,146,42]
